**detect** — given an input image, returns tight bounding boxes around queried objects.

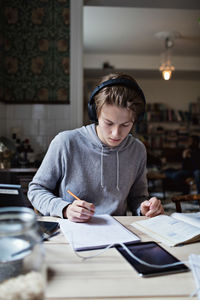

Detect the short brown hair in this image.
[94,73,145,122]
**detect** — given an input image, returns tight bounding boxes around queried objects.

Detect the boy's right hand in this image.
[63,200,95,222]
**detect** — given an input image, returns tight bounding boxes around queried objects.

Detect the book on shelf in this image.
[146,101,190,122]
[174,109,182,122]
[189,102,200,114]
[131,212,200,247]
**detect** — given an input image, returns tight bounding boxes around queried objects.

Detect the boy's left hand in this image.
[141,197,164,217]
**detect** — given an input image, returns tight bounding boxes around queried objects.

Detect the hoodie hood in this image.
[79,124,137,190]
[80,123,135,153]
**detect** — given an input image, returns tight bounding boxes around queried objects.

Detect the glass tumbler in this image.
[0,206,46,300]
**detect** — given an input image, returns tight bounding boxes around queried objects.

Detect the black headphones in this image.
[88,78,146,123]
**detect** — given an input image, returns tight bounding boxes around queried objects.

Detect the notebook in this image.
[59,214,140,251]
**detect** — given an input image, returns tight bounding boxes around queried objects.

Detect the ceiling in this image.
[83,0,200,79]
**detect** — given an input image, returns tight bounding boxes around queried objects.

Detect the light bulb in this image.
[159,46,175,80]
[159,64,174,81]
[162,70,172,80]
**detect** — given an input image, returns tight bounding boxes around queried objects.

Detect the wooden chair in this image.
[171,194,200,213]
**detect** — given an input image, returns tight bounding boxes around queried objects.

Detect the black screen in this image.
[37,221,59,237]
[115,241,189,277]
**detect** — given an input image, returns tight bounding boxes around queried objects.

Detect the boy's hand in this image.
[63,200,95,222]
[141,197,164,217]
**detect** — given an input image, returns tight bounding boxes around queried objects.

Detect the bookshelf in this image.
[137,101,200,160]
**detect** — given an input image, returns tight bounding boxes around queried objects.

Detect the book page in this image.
[171,212,200,229]
[131,215,200,247]
[59,214,140,251]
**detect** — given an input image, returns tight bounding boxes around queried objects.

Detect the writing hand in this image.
[64,199,95,222]
[140,197,164,218]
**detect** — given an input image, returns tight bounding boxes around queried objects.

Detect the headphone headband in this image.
[88,77,146,123]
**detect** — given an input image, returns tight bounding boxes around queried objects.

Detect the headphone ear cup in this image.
[88,101,98,123]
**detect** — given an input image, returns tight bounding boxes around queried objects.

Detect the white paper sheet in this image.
[59,214,140,251]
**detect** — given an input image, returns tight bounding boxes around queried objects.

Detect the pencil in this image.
[67,189,80,201]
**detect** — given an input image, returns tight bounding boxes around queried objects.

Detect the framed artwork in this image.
[0,0,70,104]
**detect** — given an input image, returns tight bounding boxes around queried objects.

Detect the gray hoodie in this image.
[28,124,149,217]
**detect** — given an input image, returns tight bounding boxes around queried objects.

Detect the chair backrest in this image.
[0,184,28,207]
[171,194,200,213]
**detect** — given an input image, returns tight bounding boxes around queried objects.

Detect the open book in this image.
[59,214,140,251]
[131,212,200,247]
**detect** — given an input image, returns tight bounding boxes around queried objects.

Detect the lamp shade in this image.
[159,65,175,80]
[162,70,172,80]
[159,50,175,80]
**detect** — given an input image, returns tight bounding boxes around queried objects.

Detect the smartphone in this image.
[37,221,59,237]
[115,241,189,277]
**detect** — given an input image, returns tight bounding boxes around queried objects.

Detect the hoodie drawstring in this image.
[100,146,120,191]
[101,146,104,188]
[116,151,120,191]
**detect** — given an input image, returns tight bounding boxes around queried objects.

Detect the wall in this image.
[84,75,200,112]
[84,53,200,72]
[84,53,200,112]
[137,78,200,111]
[5,104,71,153]
[1,0,83,155]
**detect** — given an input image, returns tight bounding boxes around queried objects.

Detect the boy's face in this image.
[96,103,134,148]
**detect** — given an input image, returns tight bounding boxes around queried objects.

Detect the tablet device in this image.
[115,241,189,277]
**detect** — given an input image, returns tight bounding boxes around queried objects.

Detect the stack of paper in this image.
[59,214,140,251]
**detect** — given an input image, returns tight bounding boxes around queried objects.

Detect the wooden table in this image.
[42,216,198,300]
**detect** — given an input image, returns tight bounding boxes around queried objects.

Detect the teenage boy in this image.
[28,73,164,222]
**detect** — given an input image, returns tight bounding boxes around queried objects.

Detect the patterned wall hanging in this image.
[0,0,70,103]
